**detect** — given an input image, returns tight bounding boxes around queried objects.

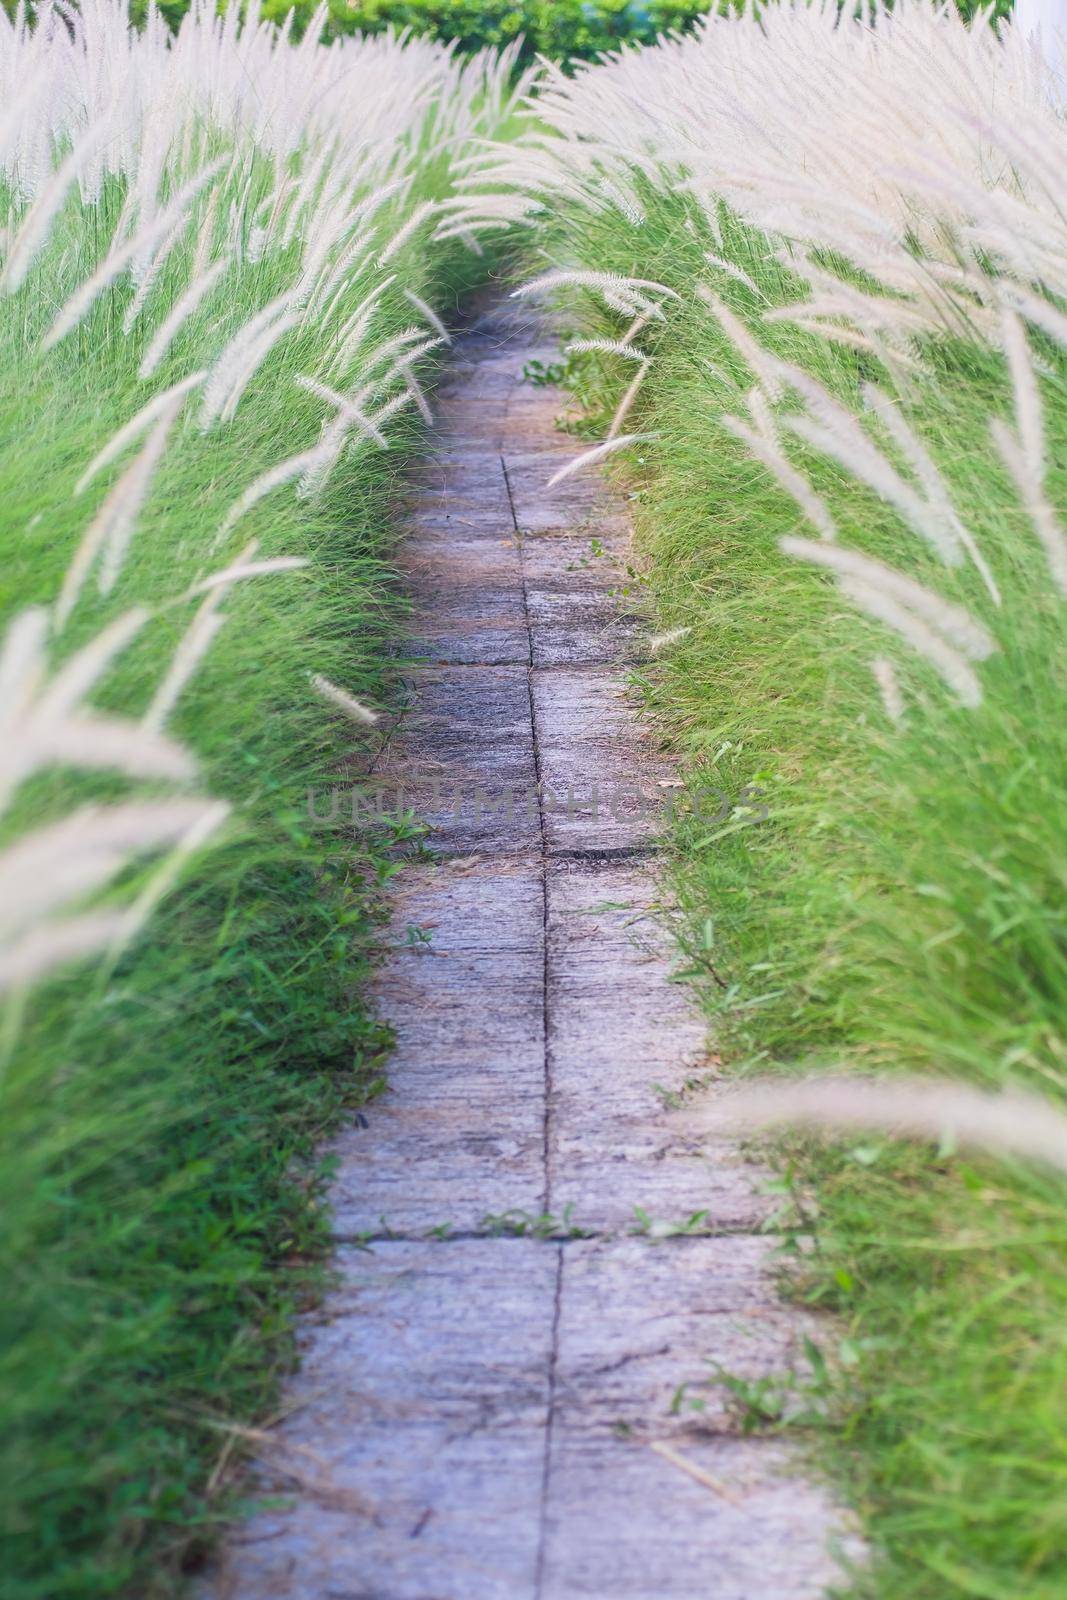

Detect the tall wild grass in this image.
[457,3,1067,1595]
[0,3,529,1594]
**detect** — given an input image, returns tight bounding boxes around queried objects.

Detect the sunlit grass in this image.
[0,7,524,1594]
[496,67,1067,1600]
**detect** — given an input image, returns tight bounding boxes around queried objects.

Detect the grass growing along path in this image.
[446,6,1067,1593]
[0,8,527,1594]
[7,5,1067,1597]
[537,228,1067,1600]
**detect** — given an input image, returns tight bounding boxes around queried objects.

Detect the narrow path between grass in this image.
[207,294,845,1599]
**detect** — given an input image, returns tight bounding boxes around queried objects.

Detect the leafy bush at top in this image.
[321,0,1010,52]
[122,0,1014,59]
[321,0,719,56]
[127,0,729,56]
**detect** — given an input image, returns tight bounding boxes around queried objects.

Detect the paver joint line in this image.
[503,421,561,1573]
[499,445,555,1221]
[534,1243,564,1600]
[328,1224,769,1246]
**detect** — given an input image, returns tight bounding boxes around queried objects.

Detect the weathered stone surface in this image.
[540,1431,848,1600]
[539,1238,847,1597]
[204,293,846,1600]
[375,665,540,855]
[505,447,620,535]
[400,533,528,666]
[332,860,546,1236]
[408,444,514,525]
[522,528,641,668]
[551,1235,809,1435]
[533,668,675,853]
[208,1240,555,1600]
[545,858,769,1233]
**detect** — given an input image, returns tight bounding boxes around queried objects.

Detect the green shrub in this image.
[319,0,720,55]
[122,0,1014,58]
[129,0,732,56]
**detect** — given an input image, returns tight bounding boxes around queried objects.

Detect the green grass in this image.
[522,191,1067,1597]
[0,156,494,1598]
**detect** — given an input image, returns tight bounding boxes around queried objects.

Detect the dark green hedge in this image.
[325,0,1010,54]
[127,0,721,54]
[130,0,1013,59]
[8,0,1023,49]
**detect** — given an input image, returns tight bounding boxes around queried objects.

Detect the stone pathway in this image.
[207,297,843,1599]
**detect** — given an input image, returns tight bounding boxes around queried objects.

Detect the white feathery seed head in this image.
[692,1075,1067,1178]
[310,673,379,726]
[546,434,657,489]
